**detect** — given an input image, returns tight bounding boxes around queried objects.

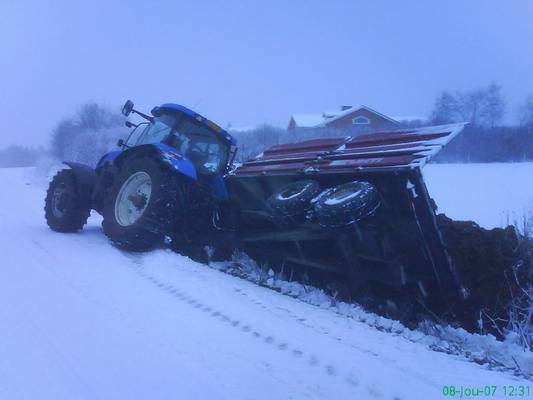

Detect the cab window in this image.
[136,115,174,145]
[168,119,228,174]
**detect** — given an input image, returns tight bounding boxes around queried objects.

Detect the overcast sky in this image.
[1,0,532,148]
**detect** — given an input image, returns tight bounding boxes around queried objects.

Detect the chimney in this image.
[340,105,352,111]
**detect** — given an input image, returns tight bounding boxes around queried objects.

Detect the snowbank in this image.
[212,253,533,378]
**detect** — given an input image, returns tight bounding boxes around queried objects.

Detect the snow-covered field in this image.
[0,164,532,399]
[425,163,533,230]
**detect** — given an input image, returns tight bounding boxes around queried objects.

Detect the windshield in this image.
[135,114,228,174]
[135,115,174,145]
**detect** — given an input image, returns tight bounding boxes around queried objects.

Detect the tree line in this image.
[0,103,127,168]
[429,83,533,162]
[431,83,533,128]
[0,145,44,168]
[2,83,531,168]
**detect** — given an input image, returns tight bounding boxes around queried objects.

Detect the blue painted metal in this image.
[96,102,235,200]
[154,142,231,200]
[154,143,198,181]
[155,142,229,200]
[155,103,198,118]
[211,175,229,201]
[97,150,121,168]
[97,143,233,196]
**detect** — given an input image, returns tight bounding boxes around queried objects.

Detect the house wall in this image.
[326,108,398,133]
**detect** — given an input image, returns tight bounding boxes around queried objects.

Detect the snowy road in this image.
[0,167,530,399]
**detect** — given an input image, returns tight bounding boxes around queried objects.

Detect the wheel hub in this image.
[51,186,71,218]
[114,171,152,227]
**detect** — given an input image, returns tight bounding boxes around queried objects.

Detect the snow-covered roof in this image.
[322,110,344,119]
[392,116,428,123]
[290,114,327,128]
[290,105,399,128]
[317,105,399,127]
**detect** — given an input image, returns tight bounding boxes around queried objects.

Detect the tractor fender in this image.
[108,144,197,182]
[96,150,121,169]
[62,161,97,200]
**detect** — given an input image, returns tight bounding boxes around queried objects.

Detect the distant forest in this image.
[434,125,533,163]
[1,82,532,167]
[428,83,533,162]
[0,145,43,168]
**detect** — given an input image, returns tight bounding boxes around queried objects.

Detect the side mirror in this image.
[117,138,125,147]
[122,100,134,116]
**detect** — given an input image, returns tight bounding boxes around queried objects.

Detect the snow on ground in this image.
[425,162,533,230]
[0,165,531,399]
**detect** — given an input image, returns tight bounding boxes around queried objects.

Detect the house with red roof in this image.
[287,105,401,132]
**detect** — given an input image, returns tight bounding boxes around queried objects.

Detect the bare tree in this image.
[481,82,506,128]
[76,102,123,131]
[431,83,506,127]
[430,91,458,124]
[50,102,126,165]
[455,89,487,126]
[518,95,533,133]
[50,118,80,160]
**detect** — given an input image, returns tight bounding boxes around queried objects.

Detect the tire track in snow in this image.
[130,263,404,400]
[232,285,448,387]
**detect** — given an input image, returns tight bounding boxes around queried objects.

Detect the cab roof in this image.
[151,103,237,145]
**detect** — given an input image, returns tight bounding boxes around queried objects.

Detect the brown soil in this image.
[436,214,529,334]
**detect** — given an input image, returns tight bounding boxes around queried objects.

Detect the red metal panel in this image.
[263,138,347,156]
[233,124,465,177]
[241,155,317,167]
[319,154,422,169]
[325,148,427,160]
[336,141,436,153]
[233,161,309,175]
[346,131,449,148]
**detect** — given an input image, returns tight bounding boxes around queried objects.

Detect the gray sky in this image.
[1,0,532,148]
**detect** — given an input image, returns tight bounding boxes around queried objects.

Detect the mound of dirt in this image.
[437,214,530,334]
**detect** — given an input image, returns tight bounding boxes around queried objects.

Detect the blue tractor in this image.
[45,100,237,255]
[45,99,469,320]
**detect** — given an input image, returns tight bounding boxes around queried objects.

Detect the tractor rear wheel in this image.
[45,169,91,232]
[102,158,184,251]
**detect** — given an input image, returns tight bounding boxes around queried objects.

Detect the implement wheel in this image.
[314,181,380,228]
[267,179,321,221]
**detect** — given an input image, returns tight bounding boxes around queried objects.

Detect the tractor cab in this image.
[122,102,236,176]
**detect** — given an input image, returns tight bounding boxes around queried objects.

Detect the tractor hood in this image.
[233,123,466,176]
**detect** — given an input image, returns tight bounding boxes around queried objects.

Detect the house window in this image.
[352,116,370,125]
